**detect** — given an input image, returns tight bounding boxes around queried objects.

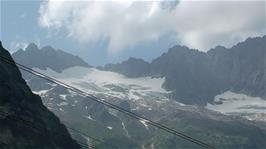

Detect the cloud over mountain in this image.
[38,0,265,53]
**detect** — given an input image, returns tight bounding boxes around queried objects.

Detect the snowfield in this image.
[206,91,266,122]
[32,66,266,123]
[33,66,169,102]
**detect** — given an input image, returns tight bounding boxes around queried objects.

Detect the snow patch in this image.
[84,115,94,121]
[206,91,266,122]
[207,91,266,114]
[139,119,149,130]
[33,89,49,96]
[121,122,130,137]
[59,94,67,101]
[57,102,68,106]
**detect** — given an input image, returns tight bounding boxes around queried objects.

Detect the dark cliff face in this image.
[103,36,266,105]
[0,41,80,149]
[150,45,216,105]
[208,37,266,97]
[12,43,90,73]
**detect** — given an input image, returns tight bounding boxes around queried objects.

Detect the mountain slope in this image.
[12,43,90,73]
[104,36,266,105]
[208,37,265,98]
[28,66,266,149]
[0,41,80,149]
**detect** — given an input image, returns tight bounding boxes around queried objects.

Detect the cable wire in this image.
[0,55,216,149]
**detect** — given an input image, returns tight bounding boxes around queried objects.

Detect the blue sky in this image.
[1,0,265,66]
[0,1,177,66]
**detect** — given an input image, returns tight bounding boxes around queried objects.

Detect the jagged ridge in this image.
[12,43,90,73]
[104,36,266,105]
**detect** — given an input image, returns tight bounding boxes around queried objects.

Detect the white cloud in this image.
[10,41,28,51]
[38,0,265,53]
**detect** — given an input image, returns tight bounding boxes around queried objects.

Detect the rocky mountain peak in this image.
[12,43,90,73]
[25,43,38,51]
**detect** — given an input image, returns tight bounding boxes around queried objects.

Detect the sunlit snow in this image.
[206,91,266,122]
[33,89,50,96]
[57,102,68,106]
[59,94,67,101]
[84,115,94,121]
[33,66,169,104]
[139,119,149,130]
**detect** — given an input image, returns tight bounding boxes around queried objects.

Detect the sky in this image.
[0,0,265,66]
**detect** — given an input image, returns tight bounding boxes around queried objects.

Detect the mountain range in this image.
[104,36,266,105]
[9,36,266,148]
[12,36,265,106]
